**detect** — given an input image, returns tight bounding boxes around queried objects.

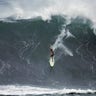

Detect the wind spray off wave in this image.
[0,0,96,24]
[52,26,73,56]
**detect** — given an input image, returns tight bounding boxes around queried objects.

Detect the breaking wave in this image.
[0,85,96,95]
[0,0,96,28]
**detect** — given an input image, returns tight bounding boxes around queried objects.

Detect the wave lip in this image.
[0,85,96,95]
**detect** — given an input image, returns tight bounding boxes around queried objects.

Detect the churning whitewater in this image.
[0,85,96,95]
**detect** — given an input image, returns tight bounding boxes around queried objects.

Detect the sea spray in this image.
[1,0,96,26]
[52,26,73,56]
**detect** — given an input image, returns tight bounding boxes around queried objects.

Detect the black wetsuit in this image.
[50,48,54,57]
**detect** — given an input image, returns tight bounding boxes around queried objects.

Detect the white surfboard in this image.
[49,56,55,67]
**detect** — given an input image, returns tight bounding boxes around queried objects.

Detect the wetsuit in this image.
[50,48,54,57]
[50,48,54,62]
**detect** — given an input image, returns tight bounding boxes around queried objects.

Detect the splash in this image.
[0,85,96,95]
[52,26,73,56]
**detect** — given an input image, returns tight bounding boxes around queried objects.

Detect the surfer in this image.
[50,46,54,62]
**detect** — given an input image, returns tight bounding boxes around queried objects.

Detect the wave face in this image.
[0,16,96,89]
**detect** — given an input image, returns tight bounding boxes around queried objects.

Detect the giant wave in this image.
[0,1,96,95]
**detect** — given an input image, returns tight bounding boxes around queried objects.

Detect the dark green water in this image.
[0,16,96,96]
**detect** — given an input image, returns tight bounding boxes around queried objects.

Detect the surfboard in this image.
[49,56,55,67]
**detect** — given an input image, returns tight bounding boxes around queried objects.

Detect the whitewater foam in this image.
[52,26,73,56]
[0,0,96,23]
[0,85,95,95]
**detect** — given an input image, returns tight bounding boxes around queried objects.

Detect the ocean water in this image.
[0,0,96,96]
[0,85,96,96]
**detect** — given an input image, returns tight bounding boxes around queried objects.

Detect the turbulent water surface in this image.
[0,0,96,96]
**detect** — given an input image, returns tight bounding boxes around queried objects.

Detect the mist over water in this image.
[0,0,96,24]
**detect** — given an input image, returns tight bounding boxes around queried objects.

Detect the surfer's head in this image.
[50,48,53,52]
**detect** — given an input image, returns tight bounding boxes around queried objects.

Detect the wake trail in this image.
[52,25,73,57]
